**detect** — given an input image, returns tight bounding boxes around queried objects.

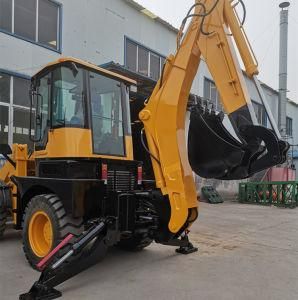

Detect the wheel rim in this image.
[28,211,53,257]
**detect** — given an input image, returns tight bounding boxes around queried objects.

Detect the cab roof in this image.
[33,57,137,86]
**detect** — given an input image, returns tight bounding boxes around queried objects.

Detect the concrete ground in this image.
[1,201,298,300]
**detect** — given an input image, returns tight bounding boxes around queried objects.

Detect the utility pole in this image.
[278,2,290,139]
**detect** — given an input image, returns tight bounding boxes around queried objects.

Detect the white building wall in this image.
[263,86,279,121]
[1,0,298,191]
[286,102,298,143]
[0,0,177,78]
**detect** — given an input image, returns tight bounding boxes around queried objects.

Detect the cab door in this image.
[33,73,51,151]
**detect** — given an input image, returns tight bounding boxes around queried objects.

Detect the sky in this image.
[137,0,298,102]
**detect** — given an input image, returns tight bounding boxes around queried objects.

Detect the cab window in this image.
[89,71,125,156]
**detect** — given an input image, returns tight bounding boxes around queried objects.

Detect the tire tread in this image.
[22,194,84,270]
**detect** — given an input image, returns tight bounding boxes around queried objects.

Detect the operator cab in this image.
[30,58,136,160]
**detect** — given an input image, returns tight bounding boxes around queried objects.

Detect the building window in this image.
[126,41,137,72]
[252,100,267,127]
[203,78,223,112]
[0,105,9,144]
[0,72,10,144]
[150,53,160,81]
[13,107,32,145]
[13,76,32,146]
[286,117,293,137]
[125,38,166,81]
[0,0,61,51]
[0,73,10,103]
[38,0,59,49]
[14,0,37,40]
[13,77,31,107]
[0,0,12,32]
[138,46,149,76]
[0,71,32,147]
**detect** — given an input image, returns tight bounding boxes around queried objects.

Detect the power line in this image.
[250,12,279,44]
[259,25,279,65]
[289,15,298,28]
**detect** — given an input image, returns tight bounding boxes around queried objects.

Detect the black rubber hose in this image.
[140,128,161,165]
[178,0,221,42]
[238,0,247,25]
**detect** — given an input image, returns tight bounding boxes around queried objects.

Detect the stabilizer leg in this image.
[175,232,198,255]
[19,219,112,300]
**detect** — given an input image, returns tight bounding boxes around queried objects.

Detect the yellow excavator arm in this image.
[139,0,288,234]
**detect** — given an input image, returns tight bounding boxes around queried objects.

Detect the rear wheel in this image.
[117,234,152,251]
[0,208,7,238]
[22,194,83,270]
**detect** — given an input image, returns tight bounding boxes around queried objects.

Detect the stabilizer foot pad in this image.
[176,243,198,255]
[19,285,62,300]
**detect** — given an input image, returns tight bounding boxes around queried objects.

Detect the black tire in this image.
[0,208,7,238]
[117,234,152,251]
[22,194,84,270]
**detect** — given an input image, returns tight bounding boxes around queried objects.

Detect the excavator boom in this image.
[139,0,288,233]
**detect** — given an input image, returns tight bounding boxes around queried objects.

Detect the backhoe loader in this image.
[0,1,288,299]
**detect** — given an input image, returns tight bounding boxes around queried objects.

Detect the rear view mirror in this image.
[0,144,12,155]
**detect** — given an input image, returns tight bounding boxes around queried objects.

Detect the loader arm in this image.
[139,0,288,234]
[0,144,28,225]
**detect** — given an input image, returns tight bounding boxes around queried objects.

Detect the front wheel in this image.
[22,194,83,270]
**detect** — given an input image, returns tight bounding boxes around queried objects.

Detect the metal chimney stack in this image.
[278,1,290,138]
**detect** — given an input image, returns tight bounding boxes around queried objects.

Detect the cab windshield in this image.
[52,66,86,128]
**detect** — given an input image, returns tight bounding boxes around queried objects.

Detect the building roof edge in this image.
[123,0,179,33]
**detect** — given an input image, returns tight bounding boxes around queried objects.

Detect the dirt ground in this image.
[1,201,297,300]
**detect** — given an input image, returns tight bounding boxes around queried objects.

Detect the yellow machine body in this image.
[34,128,133,161]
